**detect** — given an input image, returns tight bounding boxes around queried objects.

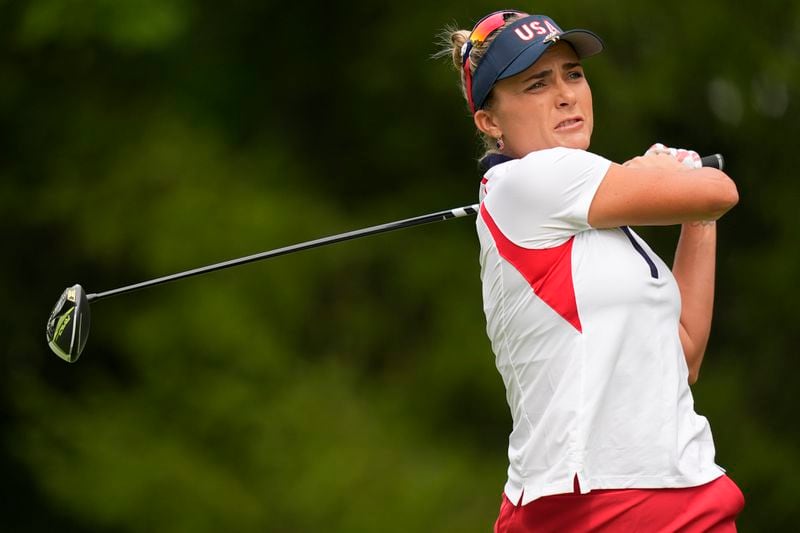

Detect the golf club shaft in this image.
[87,205,480,302]
[87,153,724,303]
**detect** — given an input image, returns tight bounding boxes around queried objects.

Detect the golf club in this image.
[46,153,725,363]
[46,204,480,362]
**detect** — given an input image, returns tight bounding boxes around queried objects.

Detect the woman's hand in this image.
[622,152,691,171]
[624,144,702,171]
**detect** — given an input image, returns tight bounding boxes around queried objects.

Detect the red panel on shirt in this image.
[480,204,582,332]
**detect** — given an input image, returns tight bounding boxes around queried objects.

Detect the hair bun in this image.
[449,30,470,70]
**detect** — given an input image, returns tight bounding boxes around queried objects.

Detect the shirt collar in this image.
[478,153,515,173]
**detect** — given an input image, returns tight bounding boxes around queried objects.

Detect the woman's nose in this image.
[556,80,576,107]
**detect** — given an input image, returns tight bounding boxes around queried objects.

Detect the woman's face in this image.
[476,42,594,157]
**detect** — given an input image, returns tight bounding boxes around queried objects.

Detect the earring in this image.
[496,136,504,150]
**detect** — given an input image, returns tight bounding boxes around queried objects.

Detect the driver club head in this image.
[46,284,91,362]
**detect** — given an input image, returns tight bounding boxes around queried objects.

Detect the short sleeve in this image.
[482,147,611,248]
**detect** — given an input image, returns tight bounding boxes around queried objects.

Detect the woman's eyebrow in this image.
[521,62,583,84]
[522,69,552,83]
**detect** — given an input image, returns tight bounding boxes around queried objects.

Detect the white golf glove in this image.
[645,143,702,169]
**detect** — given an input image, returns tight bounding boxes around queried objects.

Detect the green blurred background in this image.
[2,0,798,531]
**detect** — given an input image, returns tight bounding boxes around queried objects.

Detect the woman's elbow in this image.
[718,174,739,211]
[706,172,739,220]
[682,340,704,386]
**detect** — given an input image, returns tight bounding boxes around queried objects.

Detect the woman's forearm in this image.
[673,221,717,384]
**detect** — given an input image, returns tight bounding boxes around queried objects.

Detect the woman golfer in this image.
[444,10,744,531]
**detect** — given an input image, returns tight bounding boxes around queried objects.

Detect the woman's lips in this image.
[555,118,583,131]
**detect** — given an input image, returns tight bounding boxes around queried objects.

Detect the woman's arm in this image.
[587,152,738,384]
[673,221,717,384]
[587,153,738,228]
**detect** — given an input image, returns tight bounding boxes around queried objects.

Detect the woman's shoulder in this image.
[490,148,609,182]
[518,147,608,166]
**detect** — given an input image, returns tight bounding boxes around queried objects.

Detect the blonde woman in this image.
[443,10,743,532]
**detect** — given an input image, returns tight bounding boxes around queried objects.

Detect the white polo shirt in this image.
[477,147,724,506]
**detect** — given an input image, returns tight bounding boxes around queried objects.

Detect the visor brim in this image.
[496,29,604,83]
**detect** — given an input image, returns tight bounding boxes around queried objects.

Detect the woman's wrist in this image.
[687,220,717,227]
[680,220,717,243]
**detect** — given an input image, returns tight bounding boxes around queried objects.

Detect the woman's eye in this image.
[568,71,584,80]
[527,81,545,91]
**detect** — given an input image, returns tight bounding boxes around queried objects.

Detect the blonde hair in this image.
[435,15,525,153]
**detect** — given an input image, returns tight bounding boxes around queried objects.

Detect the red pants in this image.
[494,475,744,532]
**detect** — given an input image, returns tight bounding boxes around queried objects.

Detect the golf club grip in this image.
[701,153,724,170]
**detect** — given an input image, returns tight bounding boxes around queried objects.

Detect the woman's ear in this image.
[474,109,502,140]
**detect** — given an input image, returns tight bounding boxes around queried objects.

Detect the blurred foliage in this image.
[2,0,798,531]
